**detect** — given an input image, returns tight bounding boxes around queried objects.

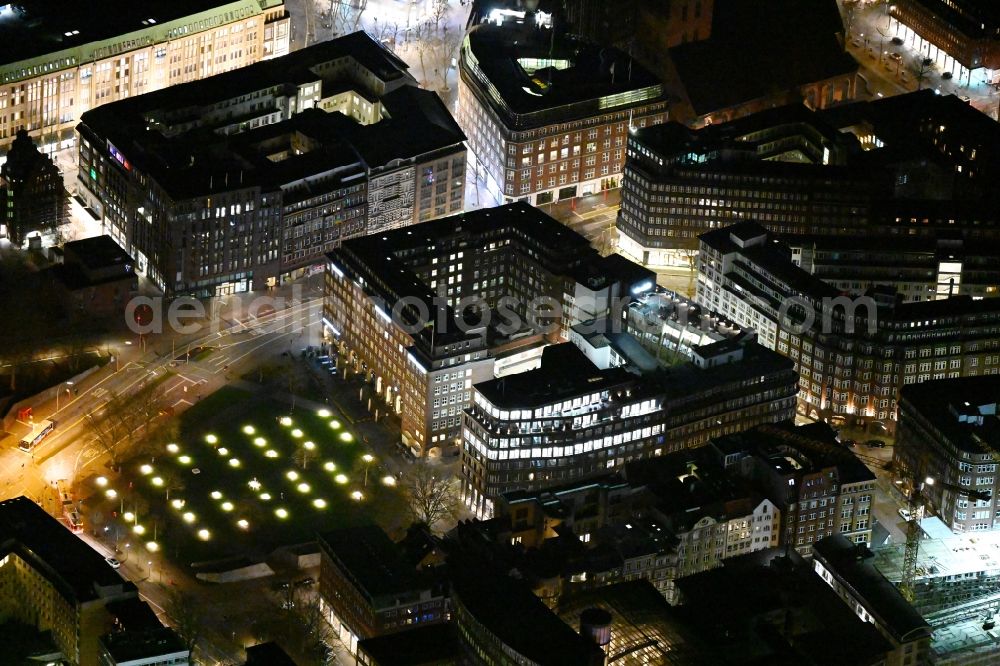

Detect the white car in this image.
[898,508,913,521]
[105,557,121,569]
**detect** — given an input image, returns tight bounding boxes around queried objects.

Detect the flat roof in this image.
[669,0,857,116]
[0,496,135,605]
[356,623,458,665]
[64,235,133,271]
[0,0,278,68]
[100,628,186,663]
[318,525,426,600]
[900,376,1000,455]
[463,21,663,123]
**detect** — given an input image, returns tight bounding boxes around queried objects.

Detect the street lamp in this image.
[56,381,73,412]
[362,453,374,487]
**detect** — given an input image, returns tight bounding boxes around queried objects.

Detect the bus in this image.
[18,420,55,452]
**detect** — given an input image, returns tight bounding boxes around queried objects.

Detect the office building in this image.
[77,32,466,294]
[890,0,1000,87]
[712,422,876,552]
[696,221,1000,432]
[617,105,878,267]
[893,376,1000,534]
[317,525,447,656]
[323,203,656,457]
[0,129,68,245]
[457,7,667,206]
[0,0,289,154]
[674,550,897,666]
[813,536,933,666]
[0,496,142,666]
[98,627,189,666]
[462,336,797,516]
[619,90,1000,268]
[665,0,858,127]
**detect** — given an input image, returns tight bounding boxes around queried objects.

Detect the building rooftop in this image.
[0,0,283,69]
[450,554,605,665]
[462,20,663,126]
[812,535,931,644]
[318,525,427,601]
[674,550,893,665]
[64,235,133,272]
[899,376,1000,455]
[356,623,459,665]
[669,0,858,116]
[78,33,462,200]
[245,641,297,666]
[100,628,187,664]
[0,496,135,606]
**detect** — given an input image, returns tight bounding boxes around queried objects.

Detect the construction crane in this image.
[898,476,991,603]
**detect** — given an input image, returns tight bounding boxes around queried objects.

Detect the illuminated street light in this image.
[105,489,117,499]
[286,470,299,481]
[237,519,249,529]
[248,478,262,491]
[313,498,327,509]
[265,450,279,458]
[182,512,196,523]
[221,501,234,512]
[339,432,353,442]
[123,511,135,522]
[280,416,292,426]
[171,499,185,509]
[351,490,364,501]
[275,508,289,519]
[296,482,311,493]
[198,529,211,540]
[95,476,108,487]
[317,409,331,418]
[335,474,348,485]
[140,464,153,475]
[228,458,241,468]
[260,493,272,501]
[151,476,164,487]
[303,441,316,451]
[242,425,255,435]
[210,491,223,500]
[291,428,303,438]
[133,524,146,535]
[146,541,159,552]
[218,447,229,456]
[166,443,180,454]
[253,437,267,447]
[362,454,374,487]
[178,455,192,465]
[382,475,397,487]
[323,461,336,472]
[205,434,218,445]
[329,420,341,430]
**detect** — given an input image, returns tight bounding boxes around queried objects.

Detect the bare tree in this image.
[330,0,367,36]
[910,56,935,90]
[429,0,449,33]
[401,463,461,532]
[293,442,319,471]
[431,24,464,92]
[85,382,166,470]
[166,590,203,657]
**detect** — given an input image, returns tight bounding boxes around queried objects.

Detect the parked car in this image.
[842,439,857,448]
[865,439,886,448]
[898,508,913,521]
[105,557,121,569]
[295,577,315,587]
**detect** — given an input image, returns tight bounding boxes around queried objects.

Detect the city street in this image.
[842,1,999,117]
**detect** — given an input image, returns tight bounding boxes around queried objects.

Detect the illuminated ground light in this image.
[105,489,117,499]
[182,512,196,523]
[286,470,299,481]
[329,420,341,430]
[123,512,135,522]
[275,508,289,519]
[382,475,397,487]
[198,529,211,540]
[146,541,159,552]
[178,455,192,465]
[170,499,185,509]
[312,498,327,509]
[253,437,267,447]
[221,501,234,512]
[133,524,146,535]
[248,478,262,491]
[260,493,272,501]
[228,458,241,468]
[218,447,229,456]
[279,416,292,426]
[166,443,180,454]
[265,449,279,458]
[151,476,164,487]
[95,476,108,487]
[351,491,364,501]
[296,482,311,493]
[140,464,153,475]
[303,441,316,451]
[210,491,223,500]
[323,461,337,472]
[339,432,353,443]
[334,474,348,485]
[291,428,304,438]
[205,434,218,445]
[242,425,255,435]
[317,409,331,418]
[237,519,249,529]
